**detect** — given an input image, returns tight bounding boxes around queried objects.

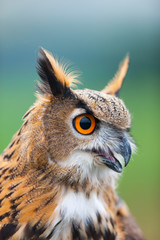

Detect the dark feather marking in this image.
[10,202,21,223]
[3,150,15,160]
[24,222,46,239]
[10,194,25,204]
[70,182,78,193]
[0,224,17,240]
[96,212,101,223]
[97,104,103,112]
[93,92,106,102]
[23,107,35,119]
[31,220,46,236]
[35,192,58,212]
[75,185,78,193]
[86,191,90,199]
[44,192,58,207]
[0,172,6,179]
[85,218,100,239]
[26,170,45,185]
[9,140,16,149]
[16,138,20,144]
[9,174,17,180]
[1,168,9,175]
[103,228,116,240]
[5,191,14,198]
[39,172,53,182]
[9,160,22,174]
[18,128,22,136]
[10,203,19,210]
[51,158,58,164]
[0,212,10,222]
[4,175,9,180]
[11,209,20,220]
[71,221,81,240]
[46,219,63,239]
[110,217,115,228]
[81,180,87,192]
[0,198,4,207]
[23,120,29,126]
[8,182,21,191]
[88,95,97,101]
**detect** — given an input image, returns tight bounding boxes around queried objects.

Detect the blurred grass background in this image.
[0,0,159,239]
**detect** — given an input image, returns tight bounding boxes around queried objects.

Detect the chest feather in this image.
[44,190,119,240]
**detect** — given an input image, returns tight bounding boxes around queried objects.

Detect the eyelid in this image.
[70,108,88,121]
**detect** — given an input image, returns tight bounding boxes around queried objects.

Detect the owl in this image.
[0,48,145,240]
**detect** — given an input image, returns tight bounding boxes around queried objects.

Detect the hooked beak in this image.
[93,137,132,173]
[119,137,132,167]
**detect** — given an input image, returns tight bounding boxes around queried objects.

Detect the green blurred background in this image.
[0,0,159,239]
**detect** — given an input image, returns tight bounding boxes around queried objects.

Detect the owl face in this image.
[33,48,135,183]
[41,90,133,180]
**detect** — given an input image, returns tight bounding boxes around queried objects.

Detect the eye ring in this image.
[74,114,96,135]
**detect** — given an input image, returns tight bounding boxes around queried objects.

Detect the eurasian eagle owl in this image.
[0,48,145,240]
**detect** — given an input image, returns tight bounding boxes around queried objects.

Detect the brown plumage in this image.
[0,48,145,240]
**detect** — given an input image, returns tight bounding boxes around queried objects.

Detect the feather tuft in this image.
[37,48,79,97]
[102,55,129,96]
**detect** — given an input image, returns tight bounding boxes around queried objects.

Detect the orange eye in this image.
[74,114,96,135]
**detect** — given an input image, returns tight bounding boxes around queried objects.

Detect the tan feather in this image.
[102,55,129,96]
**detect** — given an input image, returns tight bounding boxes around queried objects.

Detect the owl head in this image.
[23,48,135,185]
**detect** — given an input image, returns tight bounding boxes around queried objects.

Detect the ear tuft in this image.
[37,48,78,97]
[101,55,129,96]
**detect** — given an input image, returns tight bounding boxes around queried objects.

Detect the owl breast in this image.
[44,188,120,240]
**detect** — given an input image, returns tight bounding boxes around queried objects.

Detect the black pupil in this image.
[80,117,91,130]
